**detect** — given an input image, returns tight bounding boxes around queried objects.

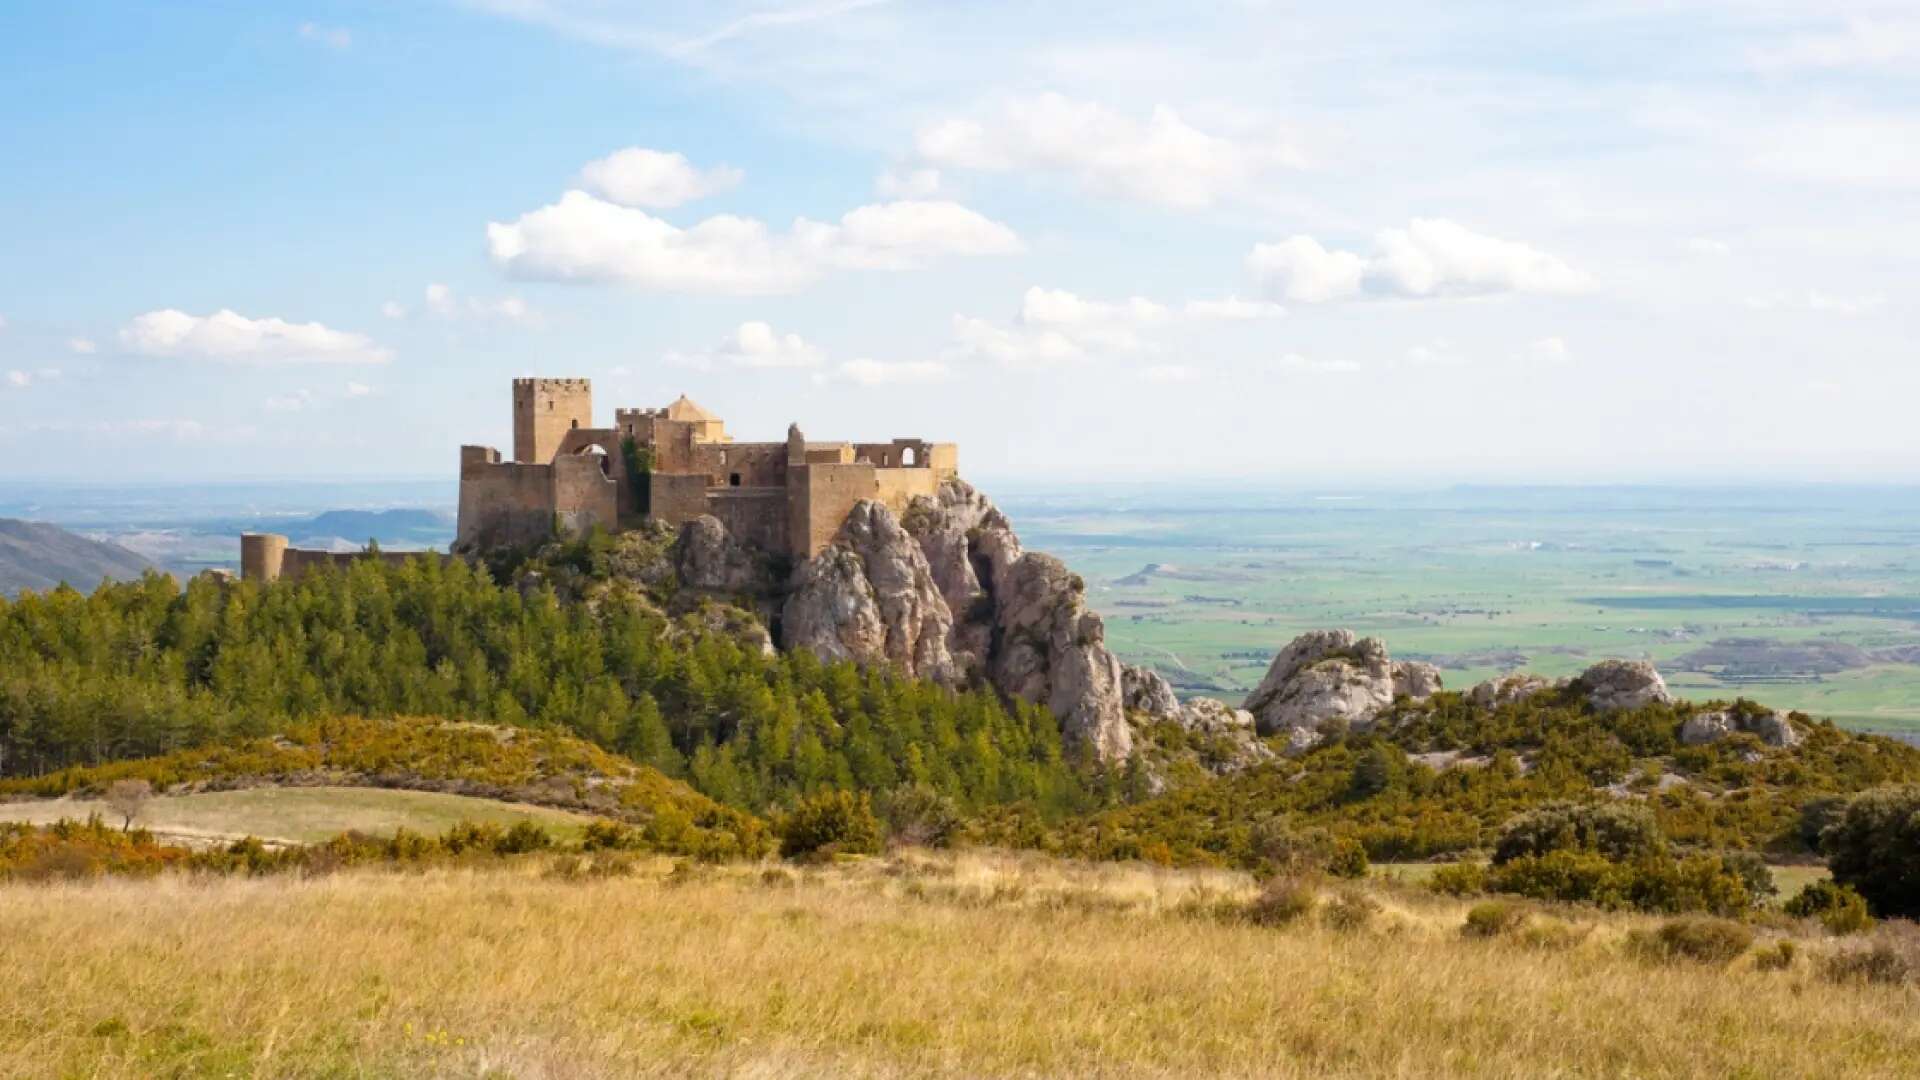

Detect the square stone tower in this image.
[513,377,593,464]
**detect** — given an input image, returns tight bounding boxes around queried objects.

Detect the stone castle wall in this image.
[514,378,592,465]
[240,533,442,584]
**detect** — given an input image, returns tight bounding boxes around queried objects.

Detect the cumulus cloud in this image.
[946,314,1085,370]
[298,22,351,49]
[915,93,1305,208]
[816,358,949,385]
[488,191,1018,293]
[1249,219,1591,303]
[580,147,743,208]
[119,309,393,365]
[1262,353,1360,374]
[875,166,942,198]
[1018,286,1167,329]
[420,283,540,324]
[668,320,825,370]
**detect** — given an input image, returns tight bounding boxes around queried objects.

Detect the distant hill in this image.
[287,508,453,551]
[0,518,154,596]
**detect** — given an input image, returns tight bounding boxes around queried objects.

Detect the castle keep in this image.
[456,378,958,559]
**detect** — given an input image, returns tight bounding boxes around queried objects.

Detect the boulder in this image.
[1576,659,1674,711]
[1243,630,1438,744]
[1177,696,1257,735]
[1467,674,1563,710]
[1122,664,1181,720]
[1680,708,1801,749]
[781,502,957,683]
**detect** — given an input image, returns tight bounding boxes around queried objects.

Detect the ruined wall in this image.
[649,472,710,527]
[793,461,879,559]
[706,489,788,554]
[513,378,592,465]
[873,466,941,514]
[239,533,445,584]
[692,441,787,488]
[457,446,556,551]
[553,428,636,519]
[551,454,619,536]
[926,443,959,477]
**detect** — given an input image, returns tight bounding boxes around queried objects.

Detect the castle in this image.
[455,378,959,559]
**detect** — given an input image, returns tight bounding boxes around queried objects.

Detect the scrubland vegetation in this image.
[4,849,1919,1078]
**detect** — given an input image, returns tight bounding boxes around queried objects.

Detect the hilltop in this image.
[0,518,151,595]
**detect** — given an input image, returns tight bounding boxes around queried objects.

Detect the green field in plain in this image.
[995,484,1920,737]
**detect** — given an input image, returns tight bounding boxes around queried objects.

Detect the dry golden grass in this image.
[1,849,1913,1078]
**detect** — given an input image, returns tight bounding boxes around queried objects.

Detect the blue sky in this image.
[1,1,1914,483]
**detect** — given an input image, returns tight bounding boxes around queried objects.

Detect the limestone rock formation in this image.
[1241,630,1442,749]
[672,515,772,596]
[1575,659,1674,711]
[781,502,956,684]
[1175,696,1258,736]
[1121,664,1181,720]
[986,551,1130,760]
[1680,708,1801,749]
[1466,673,1565,710]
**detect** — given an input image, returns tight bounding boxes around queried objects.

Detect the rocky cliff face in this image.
[779,480,1131,761]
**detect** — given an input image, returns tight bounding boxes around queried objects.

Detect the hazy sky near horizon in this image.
[1,1,1914,484]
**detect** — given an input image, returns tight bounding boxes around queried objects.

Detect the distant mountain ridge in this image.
[0,518,154,596]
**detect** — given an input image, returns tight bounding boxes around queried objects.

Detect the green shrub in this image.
[1249,820,1367,879]
[1321,889,1380,932]
[1821,785,1920,918]
[1246,876,1317,927]
[1462,900,1528,938]
[776,790,884,860]
[1785,880,1875,935]
[1631,917,1754,966]
[1427,861,1488,897]
[495,820,554,855]
[1493,801,1663,865]
[1822,936,1919,986]
[880,784,962,849]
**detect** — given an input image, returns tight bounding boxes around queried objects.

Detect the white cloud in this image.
[380,300,408,320]
[1250,219,1591,303]
[298,22,351,49]
[1019,286,1168,329]
[1746,111,1920,188]
[875,166,942,198]
[345,381,373,397]
[1747,19,1920,73]
[1744,291,1887,315]
[419,283,540,325]
[946,314,1085,370]
[1140,364,1195,383]
[66,337,97,354]
[1683,237,1731,257]
[265,389,314,413]
[119,309,393,365]
[1263,353,1360,374]
[1522,337,1573,365]
[669,320,826,370]
[1183,296,1285,320]
[580,147,743,209]
[488,190,1017,293]
[915,93,1305,208]
[1403,340,1466,368]
[4,370,27,388]
[817,357,950,385]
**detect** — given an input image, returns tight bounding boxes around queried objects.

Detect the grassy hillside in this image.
[2,851,1916,1078]
[0,715,765,859]
[0,518,151,596]
[0,786,592,846]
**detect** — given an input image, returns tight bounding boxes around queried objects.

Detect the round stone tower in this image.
[239,532,289,583]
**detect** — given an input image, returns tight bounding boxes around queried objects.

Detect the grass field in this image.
[0,786,592,847]
[1,850,1914,1078]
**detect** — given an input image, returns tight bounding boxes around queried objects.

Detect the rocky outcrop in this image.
[1122,664,1181,720]
[1680,708,1801,749]
[779,479,1130,761]
[1241,630,1441,749]
[1575,659,1674,711]
[672,515,772,596]
[782,502,957,684]
[1175,696,1258,736]
[986,551,1130,760]
[1467,673,1564,710]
